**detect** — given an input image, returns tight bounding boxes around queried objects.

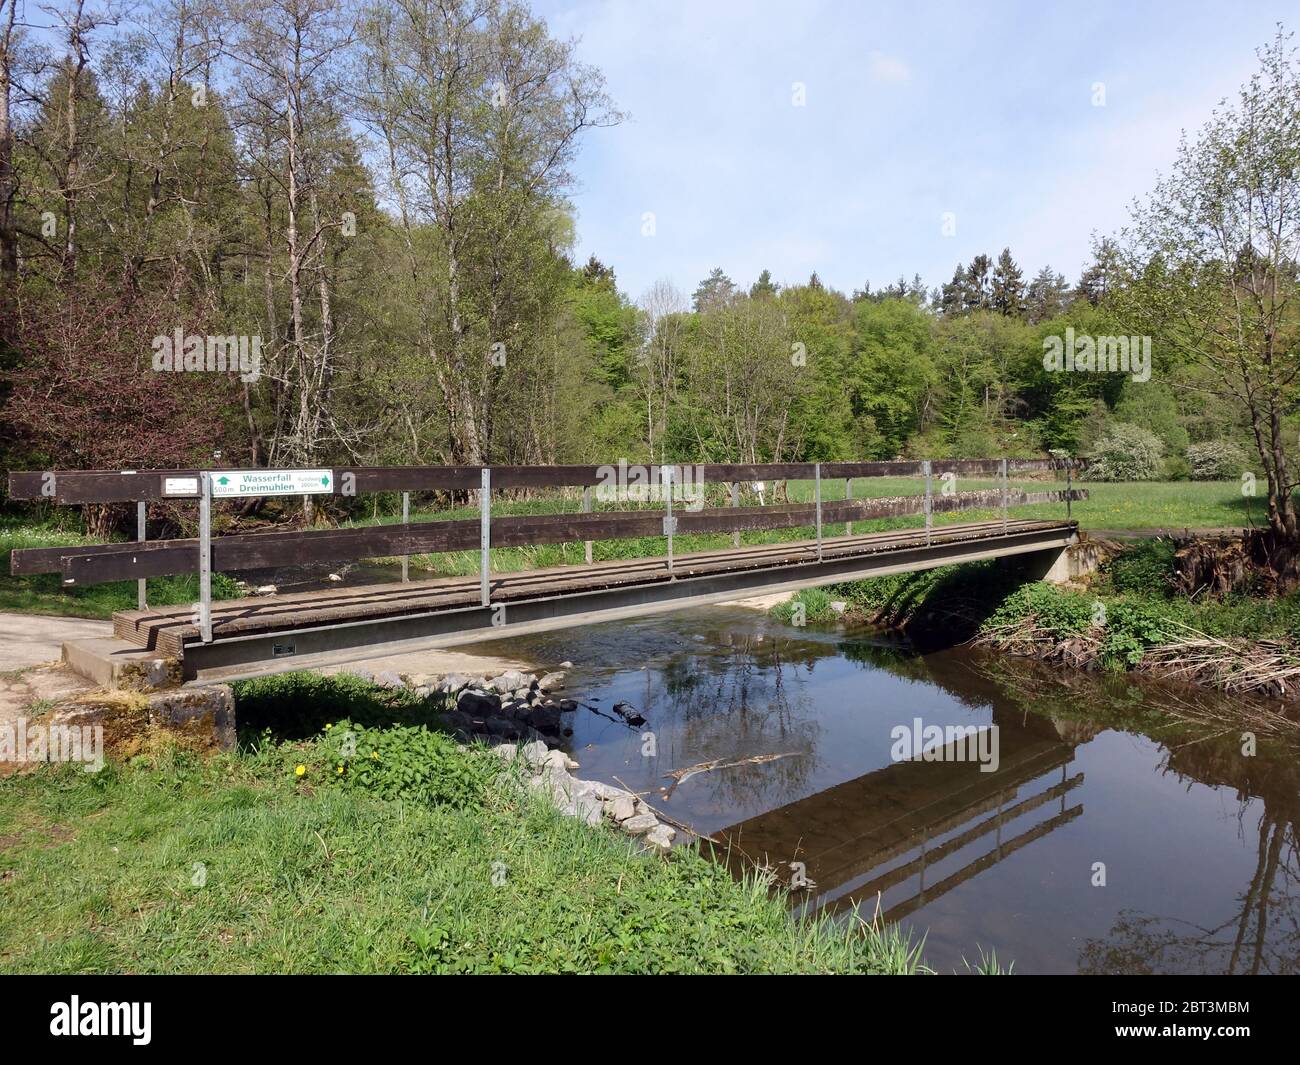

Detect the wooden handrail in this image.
[7,458,1080,504]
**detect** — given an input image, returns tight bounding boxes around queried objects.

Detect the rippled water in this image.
[472,605,1300,975]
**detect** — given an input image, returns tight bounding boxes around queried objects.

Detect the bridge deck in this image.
[112,518,1074,669]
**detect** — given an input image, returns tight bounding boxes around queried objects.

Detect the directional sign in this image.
[210,469,334,498]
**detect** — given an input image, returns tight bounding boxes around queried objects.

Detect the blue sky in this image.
[535,0,1296,303]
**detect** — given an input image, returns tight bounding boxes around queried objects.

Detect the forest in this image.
[0,2,1296,534]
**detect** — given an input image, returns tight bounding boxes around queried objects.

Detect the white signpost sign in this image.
[195,468,335,644]
[163,476,200,496]
[209,469,334,498]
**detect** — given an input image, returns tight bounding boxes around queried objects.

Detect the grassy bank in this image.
[0,673,921,974]
[777,542,1300,735]
[1,479,1253,620]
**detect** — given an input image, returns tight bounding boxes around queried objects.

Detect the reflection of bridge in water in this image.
[715,705,1082,923]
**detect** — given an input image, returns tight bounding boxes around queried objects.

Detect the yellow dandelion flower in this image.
[336,765,345,774]
[324,723,333,731]
[294,764,306,777]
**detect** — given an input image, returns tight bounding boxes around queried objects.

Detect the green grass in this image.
[0,521,240,619]
[0,672,923,975]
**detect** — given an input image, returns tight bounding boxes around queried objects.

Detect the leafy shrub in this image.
[313,719,501,809]
[1085,423,1164,481]
[984,583,1094,639]
[1101,540,1177,598]
[1186,440,1248,480]
[1100,600,1173,667]
[1161,454,1191,481]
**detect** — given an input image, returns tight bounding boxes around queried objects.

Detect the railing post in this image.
[198,472,213,643]
[583,484,593,565]
[136,500,147,610]
[844,476,853,537]
[480,468,491,607]
[401,491,410,583]
[923,461,933,545]
[1066,463,1073,520]
[1000,457,1009,533]
[663,465,674,574]
[814,462,823,562]
[731,481,740,548]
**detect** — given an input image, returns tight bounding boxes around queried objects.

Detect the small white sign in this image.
[210,469,334,498]
[163,476,199,496]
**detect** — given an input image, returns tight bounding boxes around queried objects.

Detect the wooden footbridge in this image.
[9,460,1083,681]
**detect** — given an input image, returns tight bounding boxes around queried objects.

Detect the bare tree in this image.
[232,0,351,516]
[637,279,686,461]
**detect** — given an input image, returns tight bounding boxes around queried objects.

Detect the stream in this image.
[472,605,1300,975]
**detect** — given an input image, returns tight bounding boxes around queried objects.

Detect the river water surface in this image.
[475,605,1299,975]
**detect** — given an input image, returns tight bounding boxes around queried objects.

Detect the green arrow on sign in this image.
[217,476,230,486]
[321,476,329,485]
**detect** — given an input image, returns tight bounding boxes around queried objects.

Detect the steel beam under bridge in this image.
[180,522,1076,684]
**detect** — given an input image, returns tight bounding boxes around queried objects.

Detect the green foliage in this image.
[1113,380,1188,462]
[1109,27,1300,533]
[1100,600,1173,667]
[1099,540,1177,597]
[849,298,937,456]
[772,586,836,624]
[986,583,1094,638]
[312,719,500,809]
[0,523,240,619]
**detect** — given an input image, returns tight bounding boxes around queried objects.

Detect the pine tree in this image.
[990,247,1025,317]
[963,254,992,311]
[582,254,616,288]
[749,268,777,299]
[939,264,967,315]
[1025,266,1070,322]
[1074,237,1120,306]
[692,267,737,311]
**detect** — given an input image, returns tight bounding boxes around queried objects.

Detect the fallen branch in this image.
[663,751,803,799]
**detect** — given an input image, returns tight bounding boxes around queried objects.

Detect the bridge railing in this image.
[8,459,1085,642]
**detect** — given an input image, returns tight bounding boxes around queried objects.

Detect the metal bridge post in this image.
[844,476,853,536]
[480,468,491,606]
[814,463,823,561]
[1000,457,1009,533]
[663,465,675,574]
[401,491,410,583]
[137,500,147,610]
[923,460,932,546]
[1066,463,1073,520]
[198,472,213,643]
[731,481,740,548]
[583,484,594,564]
